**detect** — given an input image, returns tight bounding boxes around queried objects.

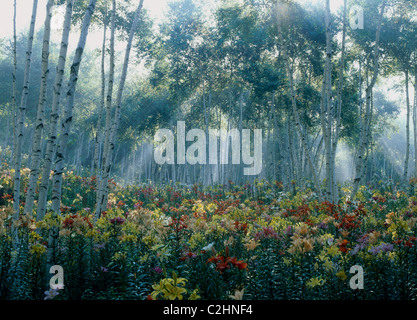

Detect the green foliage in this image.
[1,169,417,300]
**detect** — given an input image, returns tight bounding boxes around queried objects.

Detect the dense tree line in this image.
[0,0,416,224]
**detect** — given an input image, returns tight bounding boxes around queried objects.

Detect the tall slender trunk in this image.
[323,0,333,201]
[287,112,296,184]
[269,93,275,181]
[354,60,363,175]
[37,0,75,221]
[11,0,17,164]
[51,0,97,214]
[213,99,219,184]
[403,69,410,181]
[170,120,176,184]
[352,0,386,198]
[45,0,79,268]
[275,0,323,201]
[24,0,54,216]
[330,0,347,203]
[96,0,116,209]
[75,131,84,175]
[238,90,244,184]
[96,0,144,219]
[93,5,108,176]
[203,80,210,185]
[13,0,38,221]
[413,64,417,177]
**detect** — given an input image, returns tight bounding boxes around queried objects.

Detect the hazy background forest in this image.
[2,0,417,302]
[0,0,416,206]
[0,0,414,190]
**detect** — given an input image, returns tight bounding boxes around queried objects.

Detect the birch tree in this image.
[93,2,108,175]
[11,0,17,163]
[321,0,347,203]
[12,0,38,220]
[24,0,54,216]
[331,0,347,203]
[275,0,323,201]
[352,0,386,198]
[96,0,115,209]
[96,0,145,219]
[50,0,97,214]
[404,68,411,181]
[37,0,75,221]
[1,1,18,168]
[414,63,417,177]
[323,0,333,201]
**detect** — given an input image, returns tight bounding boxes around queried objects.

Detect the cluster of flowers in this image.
[2,169,417,300]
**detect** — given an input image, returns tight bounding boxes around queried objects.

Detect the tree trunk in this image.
[96,0,144,219]
[403,69,410,181]
[99,0,115,188]
[24,0,54,216]
[414,64,417,177]
[11,0,17,164]
[330,0,347,203]
[287,114,296,184]
[351,0,386,199]
[51,0,97,214]
[37,0,75,221]
[275,0,323,201]
[12,0,38,222]
[323,0,333,201]
[96,0,116,211]
[93,4,108,176]
[203,81,211,185]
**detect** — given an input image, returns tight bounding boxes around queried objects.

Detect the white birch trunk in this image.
[100,0,115,181]
[414,66,417,177]
[13,0,38,221]
[11,0,17,164]
[37,0,75,220]
[275,1,323,201]
[95,0,144,219]
[330,0,347,203]
[352,0,386,198]
[51,0,97,214]
[96,0,115,210]
[93,5,107,175]
[24,0,54,216]
[403,69,410,181]
[323,0,333,201]
[203,81,211,185]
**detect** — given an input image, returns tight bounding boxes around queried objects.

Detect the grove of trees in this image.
[0,0,416,219]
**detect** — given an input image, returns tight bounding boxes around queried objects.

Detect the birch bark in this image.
[96,0,144,219]
[323,0,334,201]
[93,4,108,175]
[99,0,115,198]
[37,0,75,220]
[330,0,347,203]
[403,69,410,181]
[414,66,417,177]
[51,0,97,214]
[275,0,323,201]
[352,0,386,198]
[11,0,17,164]
[13,0,38,221]
[24,0,54,216]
